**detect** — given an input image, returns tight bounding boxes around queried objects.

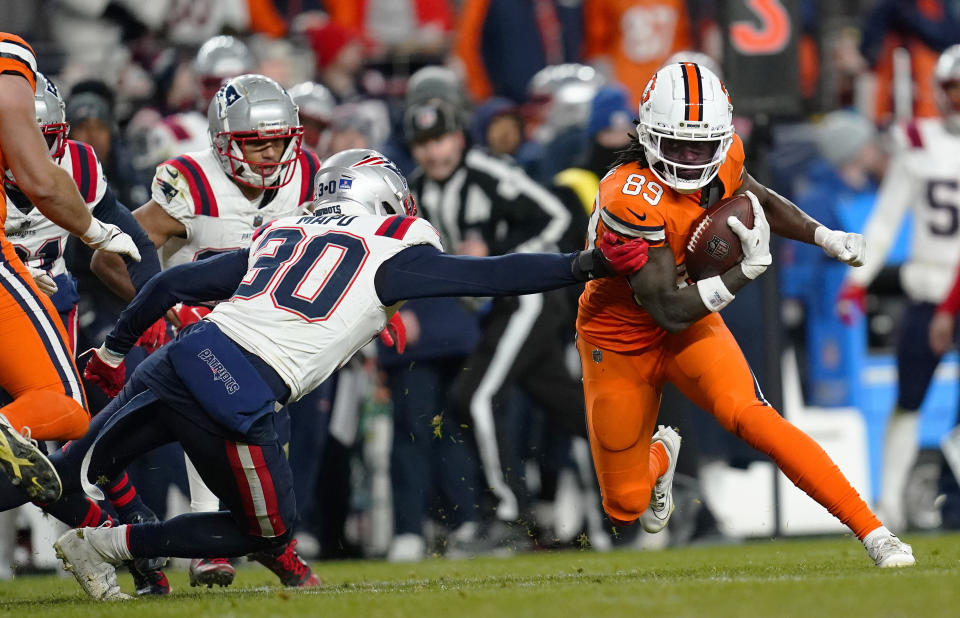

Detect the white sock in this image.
[878,411,918,530]
[87,524,133,562]
[863,525,892,546]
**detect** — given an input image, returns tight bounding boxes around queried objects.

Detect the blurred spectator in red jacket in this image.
[306,20,367,100]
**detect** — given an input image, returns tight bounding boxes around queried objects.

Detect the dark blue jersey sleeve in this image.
[105,249,250,355]
[91,188,161,290]
[374,245,580,306]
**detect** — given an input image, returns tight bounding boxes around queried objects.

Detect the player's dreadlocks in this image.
[611,119,648,169]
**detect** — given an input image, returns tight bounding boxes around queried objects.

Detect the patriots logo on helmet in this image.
[45,79,59,98]
[224,84,242,105]
[352,156,408,189]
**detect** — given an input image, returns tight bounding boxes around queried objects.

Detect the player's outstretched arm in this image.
[103,249,250,356]
[374,235,648,306]
[628,194,771,332]
[737,172,865,266]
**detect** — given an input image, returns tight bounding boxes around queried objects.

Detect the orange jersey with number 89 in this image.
[577,134,745,352]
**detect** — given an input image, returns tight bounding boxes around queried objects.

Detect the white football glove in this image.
[814,226,866,266]
[81,218,141,262]
[727,190,772,280]
[26,265,57,295]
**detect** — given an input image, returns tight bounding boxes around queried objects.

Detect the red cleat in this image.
[189,557,235,588]
[249,539,321,587]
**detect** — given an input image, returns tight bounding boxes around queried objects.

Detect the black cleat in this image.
[0,414,61,503]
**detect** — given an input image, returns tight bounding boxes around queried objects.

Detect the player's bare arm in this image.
[626,243,752,333]
[0,75,93,232]
[737,172,865,266]
[90,250,137,301]
[133,200,188,248]
[736,172,820,242]
[0,74,140,260]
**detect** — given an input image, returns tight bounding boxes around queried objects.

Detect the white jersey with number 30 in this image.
[206,211,443,400]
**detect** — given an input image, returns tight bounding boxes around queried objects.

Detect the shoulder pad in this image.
[0,34,37,90]
[375,216,443,251]
[65,141,105,206]
[153,156,219,219]
[297,148,323,205]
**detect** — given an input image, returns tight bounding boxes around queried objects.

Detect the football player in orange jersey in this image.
[577,61,914,567]
[0,33,141,504]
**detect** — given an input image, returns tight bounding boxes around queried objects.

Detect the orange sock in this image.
[736,404,881,540]
[649,442,669,480]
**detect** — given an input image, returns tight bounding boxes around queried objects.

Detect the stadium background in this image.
[1,0,958,575]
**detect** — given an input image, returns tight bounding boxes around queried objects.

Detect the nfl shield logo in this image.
[416,106,438,130]
[706,235,730,260]
[253,215,263,227]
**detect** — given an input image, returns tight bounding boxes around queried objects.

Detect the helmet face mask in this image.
[208,75,304,190]
[312,149,417,217]
[35,73,68,163]
[636,62,734,193]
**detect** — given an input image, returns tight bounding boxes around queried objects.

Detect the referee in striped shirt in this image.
[404,84,589,525]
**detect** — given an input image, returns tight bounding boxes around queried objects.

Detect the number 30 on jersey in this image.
[621,173,663,206]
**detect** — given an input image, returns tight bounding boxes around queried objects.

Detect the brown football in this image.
[684,194,754,281]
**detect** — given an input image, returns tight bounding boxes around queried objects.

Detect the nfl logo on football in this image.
[706,235,730,260]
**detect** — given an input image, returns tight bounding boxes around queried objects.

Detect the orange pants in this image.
[0,238,88,440]
[577,312,881,539]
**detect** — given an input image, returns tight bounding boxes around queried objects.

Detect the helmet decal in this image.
[313,149,416,217]
[640,73,657,105]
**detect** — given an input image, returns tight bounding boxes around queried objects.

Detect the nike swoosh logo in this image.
[168,168,180,180]
[627,208,647,221]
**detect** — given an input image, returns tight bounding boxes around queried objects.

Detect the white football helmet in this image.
[935,44,960,132]
[637,62,734,193]
[313,149,417,217]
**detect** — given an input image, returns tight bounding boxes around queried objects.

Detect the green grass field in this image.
[1,532,957,617]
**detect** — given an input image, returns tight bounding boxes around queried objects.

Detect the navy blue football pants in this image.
[0,358,296,558]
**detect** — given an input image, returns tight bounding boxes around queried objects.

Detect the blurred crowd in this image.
[3,0,960,573]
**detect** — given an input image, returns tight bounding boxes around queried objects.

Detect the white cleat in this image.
[864,529,916,568]
[641,425,682,533]
[54,528,131,600]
